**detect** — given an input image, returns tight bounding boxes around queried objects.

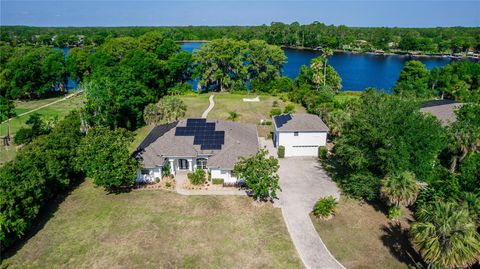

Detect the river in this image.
[181,42,456,92]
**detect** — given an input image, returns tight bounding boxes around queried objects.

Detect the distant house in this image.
[420,100,463,126]
[272,113,329,157]
[134,119,259,183]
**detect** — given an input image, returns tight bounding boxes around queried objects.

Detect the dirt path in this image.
[201,94,215,118]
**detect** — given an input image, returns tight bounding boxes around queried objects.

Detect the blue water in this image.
[181,42,455,91]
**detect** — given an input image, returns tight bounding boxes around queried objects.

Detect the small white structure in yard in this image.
[134,119,258,184]
[242,96,260,102]
[272,113,329,157]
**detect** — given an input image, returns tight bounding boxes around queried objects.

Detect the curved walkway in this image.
[201,94,215,118]
[259,138,345,269]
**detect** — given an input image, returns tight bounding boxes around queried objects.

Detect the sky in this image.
[1,1,479,27]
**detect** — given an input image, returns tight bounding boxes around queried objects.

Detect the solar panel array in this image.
[174,119,225,150]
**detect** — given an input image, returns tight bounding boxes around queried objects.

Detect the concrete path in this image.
[201,94,215,118]
[259,138,345,269]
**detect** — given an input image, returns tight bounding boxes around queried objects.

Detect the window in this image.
[292,145,318,148]
[196,158,207,169]
[141,169,150,175]
[294,132,299,136]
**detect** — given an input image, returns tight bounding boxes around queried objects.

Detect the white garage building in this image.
[272,113,329,157]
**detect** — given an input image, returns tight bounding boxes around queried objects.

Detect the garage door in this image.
[285,145,318,157]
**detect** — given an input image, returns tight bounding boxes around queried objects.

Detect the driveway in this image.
[259,138,345,269]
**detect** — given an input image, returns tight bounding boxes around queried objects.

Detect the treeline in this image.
[394,60,480,102]
[1,23,479,54]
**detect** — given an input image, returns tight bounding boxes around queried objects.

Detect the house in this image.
[272,113,329,157]
[420,100,463,126]
[134,118,259,183]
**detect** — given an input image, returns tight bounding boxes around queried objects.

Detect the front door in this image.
[178,159,189,170]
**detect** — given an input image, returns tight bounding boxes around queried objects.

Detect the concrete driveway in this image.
[259,138,345,269]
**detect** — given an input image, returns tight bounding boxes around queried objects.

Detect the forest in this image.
[1,23,480,55]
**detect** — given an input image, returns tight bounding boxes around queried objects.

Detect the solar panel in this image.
[174,119,225,150]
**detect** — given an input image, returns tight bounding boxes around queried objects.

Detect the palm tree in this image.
[322,48,333,86]
[410,201,480,269]
[380,171,419,207]
[227,111,239,121]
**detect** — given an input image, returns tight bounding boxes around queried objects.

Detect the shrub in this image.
[187,168,206,185]
[388,206,402,220]
[227,111,239,121]
[270,108,282,117]
[212,178,224,184]
[283,103,295,114]
[278,145,285,158]
[312,196,338,219]
[318,146,328,159]
[272,100,279,107]
[14,127,34,144]
[260,120,272,126]
[162,163,171,178]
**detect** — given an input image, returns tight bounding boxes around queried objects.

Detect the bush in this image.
[270,108,282,117]
[187,168,206,185]
[212,178,224,184]
[278,145,285,158]
[272,100,279,107]
[14,127,34,144]
[162,163,171,178]
[318,146,328,159]
[388,206,402,220]
[312,196,338,219]
[283,103,295,114]
[260,120,272,126]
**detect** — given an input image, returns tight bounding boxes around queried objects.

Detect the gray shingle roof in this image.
[273,113,329,132]
[420,100,463,126]
[135,119,259,170]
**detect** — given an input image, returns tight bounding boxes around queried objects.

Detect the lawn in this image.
[0,94,85,137]
[3,180,303,269]
[205,93,305,137]
[0,94,85,165]
[311,197,422,269]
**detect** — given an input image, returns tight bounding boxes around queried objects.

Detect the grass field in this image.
[0,94,85,165]
[311,197,421,269]
[0,94,85,137]
[3,180,303,269]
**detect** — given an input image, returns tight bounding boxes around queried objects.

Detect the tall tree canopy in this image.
[393,60,432,98]
[335,90,445,200]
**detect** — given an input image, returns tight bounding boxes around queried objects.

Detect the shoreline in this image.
[280,45,479,60]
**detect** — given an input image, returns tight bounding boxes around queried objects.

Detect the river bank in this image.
[280,45,479,60]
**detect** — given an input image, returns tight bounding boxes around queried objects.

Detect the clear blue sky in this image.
[1,1,479,27]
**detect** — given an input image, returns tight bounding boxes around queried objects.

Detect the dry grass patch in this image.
[3,181,302,269]
[311,196,422,269]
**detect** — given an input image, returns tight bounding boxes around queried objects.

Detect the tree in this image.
[76,127,138,191]
[322,48,333,86]
[66,47,90,82]
[448,104,480,172]
[335,90,445,200]
[246,40,286,83]
[233,149,281,201]
[158,96,186,122]
[194,39,248,91]
[380,171,419,207]
[394,60,432,98]
[14,113,51,144]
[410,201,480,268]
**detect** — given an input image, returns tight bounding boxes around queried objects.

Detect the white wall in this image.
[211,169,238,183]
[136,167,162,183]
[277,131,327,157]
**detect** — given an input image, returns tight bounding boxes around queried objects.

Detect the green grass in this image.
[311,196,420,269]
[334,91,361,104]
[0,94,85,165]
[3,181,303,269]
[0,95,85,137]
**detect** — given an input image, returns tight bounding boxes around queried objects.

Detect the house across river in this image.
[134,118,259,183]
